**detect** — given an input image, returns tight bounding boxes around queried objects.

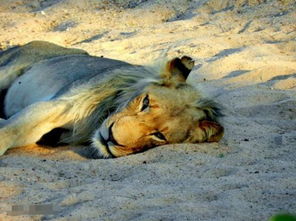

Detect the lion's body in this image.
[0,41,223,158]
[1,42,130,117]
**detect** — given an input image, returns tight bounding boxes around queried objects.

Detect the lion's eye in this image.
[141,95,149,112]
[152,132,167,141]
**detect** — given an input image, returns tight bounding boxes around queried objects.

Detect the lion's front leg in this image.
[0,100,72,156]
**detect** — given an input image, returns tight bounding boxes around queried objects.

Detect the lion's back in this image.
[4,54,131,117]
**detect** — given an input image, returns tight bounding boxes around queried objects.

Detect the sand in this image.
[0,0,295,220]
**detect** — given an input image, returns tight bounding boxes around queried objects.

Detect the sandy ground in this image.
[0,0,295,220]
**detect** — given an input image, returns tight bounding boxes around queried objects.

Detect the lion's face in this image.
[92,56,224,158]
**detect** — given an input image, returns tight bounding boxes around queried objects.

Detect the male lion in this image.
[0,41,223,158]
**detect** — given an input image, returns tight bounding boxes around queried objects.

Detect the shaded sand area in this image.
[0,0,295,220]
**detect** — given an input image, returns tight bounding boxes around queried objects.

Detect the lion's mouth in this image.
[90,129,115,159]
[91,123,124,159]
[98,132,116,158]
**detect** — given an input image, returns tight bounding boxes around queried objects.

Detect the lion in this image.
[0,41,224,158]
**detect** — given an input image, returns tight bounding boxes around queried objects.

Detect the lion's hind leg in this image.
[0,41,88,91]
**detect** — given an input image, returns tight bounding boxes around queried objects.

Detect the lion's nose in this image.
[108,123,124,147]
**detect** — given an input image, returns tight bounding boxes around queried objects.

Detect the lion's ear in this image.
[197,120,224,142]
[162,56,194,83]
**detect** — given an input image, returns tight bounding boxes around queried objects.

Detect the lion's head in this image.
[91,56,224,158]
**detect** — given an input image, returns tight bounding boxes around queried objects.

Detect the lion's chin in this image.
[91,131,116,159]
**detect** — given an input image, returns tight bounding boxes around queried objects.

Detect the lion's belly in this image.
[4,55,130,117]
[4,73,65,117]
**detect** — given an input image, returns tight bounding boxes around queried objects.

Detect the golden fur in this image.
[0,41,223,158]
